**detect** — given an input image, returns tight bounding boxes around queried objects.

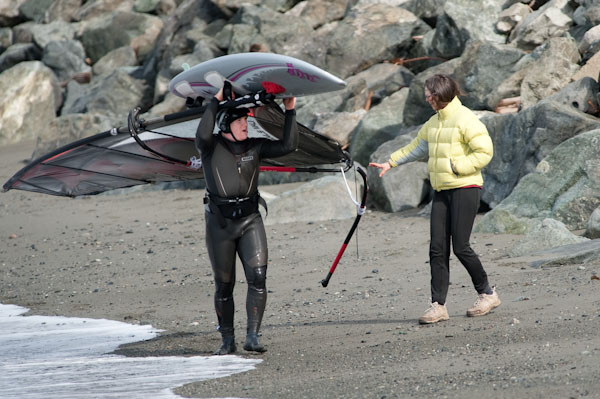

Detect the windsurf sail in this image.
[2,103,351,197]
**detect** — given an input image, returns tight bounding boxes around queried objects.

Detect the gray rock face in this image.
[350,88,410,166]
[509,0,575,50]
[42,40,91,82]
[481,101,600,208]
[264,172,365,225]
[586,207,600,239]
[0,61,61,145]
[508,218,589,257]
[0,43,41,74]
[61,68,150,124]
[79,11,163,63]
[31,113,114,159]
[453,41,526,110]
[367,127,430,212]
[432,0,505,58]
[476,129,600,233]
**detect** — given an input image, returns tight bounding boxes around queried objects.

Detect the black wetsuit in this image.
[196,98,298,350]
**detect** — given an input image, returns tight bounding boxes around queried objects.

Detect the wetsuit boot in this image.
[213,282,236,355]
[243,266,267,353]
[214,328,236,355]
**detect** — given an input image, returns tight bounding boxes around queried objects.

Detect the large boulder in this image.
[61,68,150,123]
[264,172,365,225]
[519,36,581,109]
[476,129,600,233]
[453,41,526,110]
[225,5,314,55]
[0,43,41,74]
[0,0,27,26]
[0,61,61,145]
[509,0,575,51]
[480,100,600,208]
[367,126,430,212]
[79,11,163,63]
[350,87,410,166]
[31,113,114,159]
[286,2,431,78]
[507,218,589,257]
[286,0,349,29]
[586,206,600,239]
[431,0,505,59]
[42,40,91,82]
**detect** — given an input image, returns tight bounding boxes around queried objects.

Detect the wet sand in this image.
[1,141,599,398]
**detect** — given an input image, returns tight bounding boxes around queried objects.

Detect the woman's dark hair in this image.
[424,74,461,106]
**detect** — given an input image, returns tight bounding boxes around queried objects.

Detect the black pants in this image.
[429,187,490,305]
[205,210,267,337]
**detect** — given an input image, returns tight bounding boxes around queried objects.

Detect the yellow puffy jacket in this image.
[388,97,493,191]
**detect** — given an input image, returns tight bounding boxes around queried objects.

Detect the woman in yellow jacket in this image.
[370,74,500,324]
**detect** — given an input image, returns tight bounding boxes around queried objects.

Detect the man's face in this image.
[227,116,248,141]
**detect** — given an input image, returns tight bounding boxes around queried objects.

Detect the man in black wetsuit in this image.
[196,87,297,355]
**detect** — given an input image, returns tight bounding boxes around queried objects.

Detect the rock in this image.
[0,43,41,74]
[347,62,415,105]
[481,100,600,208]
[75,0,135,21]
[0,61,61,145]
[286,0,349,29]
[0,0,27,26]
[508,218,589,257]
[79,11,163,63]
[579,24,600,62]
[92,46,138,76]
[143,92,186,119]
[571,51,600,83]
[350,88,410,166]
[503,239,600,268]
[44,0,82,23]
[28,20,78,49]
[519,36,581,109]
[264,172,365,225]
[509,0,575,50]
[585,206,600,239]
[476,129,600,233]
[496,2,531,33]
[42,40,91,82]
[546,77,599,115]
[311,109,367,149]
[367,127,431,212]
[0,28,12,52]
[31,113,114,159]
[289,2,430,79]
[18,0,55,23]
[453,41,526,110]
[61,68,150,124]
[432,0,505,59]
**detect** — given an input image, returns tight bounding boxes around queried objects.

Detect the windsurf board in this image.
[168,52,346,100]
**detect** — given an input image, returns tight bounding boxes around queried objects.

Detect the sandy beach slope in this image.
[1,141,599,398]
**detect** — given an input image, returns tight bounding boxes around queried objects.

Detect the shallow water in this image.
[0,304,261,398]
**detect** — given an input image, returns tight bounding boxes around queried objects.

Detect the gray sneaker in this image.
[418,302,449,324]
[467,287,501,317]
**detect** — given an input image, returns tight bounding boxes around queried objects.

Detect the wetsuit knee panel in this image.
[215,281,234,299]
[247,266,267,290]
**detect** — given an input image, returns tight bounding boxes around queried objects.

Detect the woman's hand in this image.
[215,87,224,101]
[369,161,392,177]
[283,97,296,110]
